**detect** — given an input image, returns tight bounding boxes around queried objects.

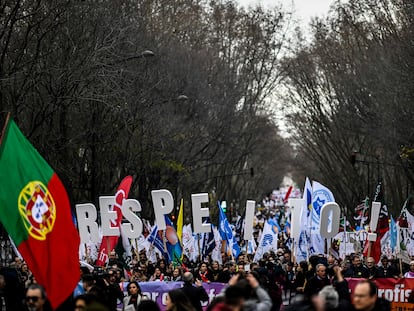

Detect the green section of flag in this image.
[0,119,54,245]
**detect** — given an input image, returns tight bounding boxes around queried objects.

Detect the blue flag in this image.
[218,202,240,258]
[219,202,233,241]
[201,226,215,260]
[390,215,397,253]
[147,225,169,261]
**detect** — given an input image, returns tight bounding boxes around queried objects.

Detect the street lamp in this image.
[350,151,381,198]
[173,94,189,114]
[103,50,155,67]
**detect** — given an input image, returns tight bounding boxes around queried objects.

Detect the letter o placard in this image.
[319,202,340,239]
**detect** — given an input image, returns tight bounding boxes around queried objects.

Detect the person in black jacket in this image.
[352,280,391,311]
[376,256,398,278]
[180,272,209,311]
[304,264,331,298]
[343,255,369,279]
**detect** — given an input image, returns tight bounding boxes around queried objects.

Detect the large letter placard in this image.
[191,193,211,233]
[121,199,143,239]
[76,203,100,243]
[289,198,304,240]
[152,190,174,230]
[244,200,255,241]
[368,201,381,242]
[319,202,340,239]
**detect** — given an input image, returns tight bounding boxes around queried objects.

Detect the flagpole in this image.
[134,239,139,259]
[344,216,347,242]
[162,230,168,258]
[0,113,11,146]
[106,238,111,268]
[307,211,311,261]
[84,243,89,262]
[360,197,368,230]
[198,233,201,261]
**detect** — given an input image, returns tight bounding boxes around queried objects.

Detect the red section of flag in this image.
[18,174,80,309]
[96,176,132,266]
[362,215,389,262]
[283,186,293,204]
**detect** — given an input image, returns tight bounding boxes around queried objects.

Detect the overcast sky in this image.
[238,0,338,28]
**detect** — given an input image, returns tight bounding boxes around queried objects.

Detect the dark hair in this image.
[357,280,378,297]
[299,261,308,272]
[137,300,161,311]
[81,266,91,275]
[127,281,142,295]
[74,294,96,308]
[248,271,260,284]
[351,254,360,262]
[225,280,251,306]
[309,255,319,268]
[27,283,47,299]
[225,285,246,306]
[167,289,194,311]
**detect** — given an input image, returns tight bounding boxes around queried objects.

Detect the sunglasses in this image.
[26,296,41,302]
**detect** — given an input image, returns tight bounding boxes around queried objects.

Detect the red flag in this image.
[96,176,133,266]
[363,205,389,262]
[283,186,293,204]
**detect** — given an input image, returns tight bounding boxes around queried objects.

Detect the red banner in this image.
[347,278,414,303]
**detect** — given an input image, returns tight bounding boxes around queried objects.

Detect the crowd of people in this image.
[1,196,414,310]
[2,242,414,311]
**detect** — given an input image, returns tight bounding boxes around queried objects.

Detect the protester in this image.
[196,263,210,283]
[136,300,161,311]
[123,281,148,311]
[304,264,331,298]
[24,283,52,311]
[74,294,97,311]
[403,261,414,278]
[318,286,339,311]
[211,283,245,311]
[294,261,308,294]
[95,269,124,311]
[209,261,222,282]
[352,280,391,311]
[364,257,377,280]
[170,267,183,282]
[219,262,237,283]
[165,289,195,311]
[244,271,273,311]
[8,191,414,311]
[180,272,209,311]
[343,255,369,278]
[376,256,398,278]
[149,267,166,281]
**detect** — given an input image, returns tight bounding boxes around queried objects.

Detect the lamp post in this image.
[103,50,155,66]
[85,50,155,203]
[350,151,380,198]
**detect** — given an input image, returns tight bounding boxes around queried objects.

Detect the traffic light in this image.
[221,201,227,212]
[350,153,356,166]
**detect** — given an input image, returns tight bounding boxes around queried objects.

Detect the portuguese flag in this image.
[0,117,80,309]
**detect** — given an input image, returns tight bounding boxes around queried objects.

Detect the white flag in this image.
[309,181,335,256]
[253,220,278,262]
